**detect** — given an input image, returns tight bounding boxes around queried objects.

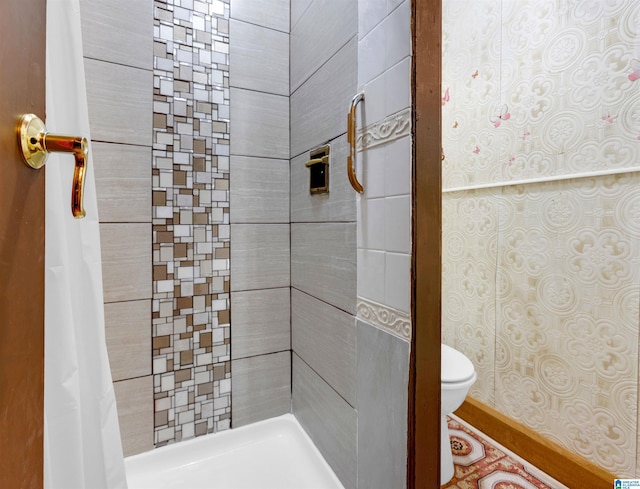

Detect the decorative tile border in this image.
[357,297,411,342]
[356,107,411,152]
[152,0,231,447]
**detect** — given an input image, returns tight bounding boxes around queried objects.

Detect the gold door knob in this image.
[18,114,87,219]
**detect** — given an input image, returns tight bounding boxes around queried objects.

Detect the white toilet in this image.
[441,344,477,483]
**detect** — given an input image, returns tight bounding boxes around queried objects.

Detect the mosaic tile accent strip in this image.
[152,0,231,447]
[356,107,411,152]
[356,296,411,341]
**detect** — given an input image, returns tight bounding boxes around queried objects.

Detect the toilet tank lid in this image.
[441,344,475,383]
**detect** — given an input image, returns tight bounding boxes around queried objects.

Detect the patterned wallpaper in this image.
[152,0,231,446]
[442,0,640,190]
[442,0,640,477]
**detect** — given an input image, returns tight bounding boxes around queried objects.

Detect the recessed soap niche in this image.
[305,144,330,195]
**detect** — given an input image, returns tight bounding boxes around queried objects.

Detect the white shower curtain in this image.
[44,0,128,487]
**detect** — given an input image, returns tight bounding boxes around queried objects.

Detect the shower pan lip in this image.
[125,413,344,489]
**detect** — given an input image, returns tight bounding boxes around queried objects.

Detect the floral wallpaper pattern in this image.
[442,0,640,190]
[442,0,640,477]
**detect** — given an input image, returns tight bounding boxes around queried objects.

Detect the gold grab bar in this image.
[18,114,87,219]
[347,92,364,193]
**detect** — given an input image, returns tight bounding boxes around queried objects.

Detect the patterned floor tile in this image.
[442,417,560,488]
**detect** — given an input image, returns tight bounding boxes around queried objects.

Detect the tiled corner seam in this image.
[357,296,411,341]
[356,107,411,152]
[152,0,231,447]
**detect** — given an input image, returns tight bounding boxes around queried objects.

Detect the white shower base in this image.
[125,414,345,489]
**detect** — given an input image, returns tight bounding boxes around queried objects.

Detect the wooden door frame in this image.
[0,0,47,487]
[408,0,442,487]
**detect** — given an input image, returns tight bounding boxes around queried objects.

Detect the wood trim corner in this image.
[455,397,616,489]
[408,0,443,487]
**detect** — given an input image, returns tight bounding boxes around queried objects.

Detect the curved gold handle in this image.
[347,92,364,194]
[18,114,87,219]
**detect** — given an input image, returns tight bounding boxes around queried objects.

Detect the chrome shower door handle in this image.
[347,92,364,194]
[18,113,88,219]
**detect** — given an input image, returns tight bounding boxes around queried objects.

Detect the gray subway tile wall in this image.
[229,156,290,223]
[229,1,291,427]
[290,0,314,30]
[229,19,289,96]
[356,319,409,489]
[291,289,357,406]
[290,38,358,158]
[231,351,291,427]
[104,300,152,382]
[84,59,153,146]
[230,288,290,359]
[80,0,155,456]
[100,224,153,303]
[229,88,289,159]
[229,0,290,33]
[113,376,155,456]
[291,222,357,315]
[290,0,357,92]
[80,0,153,70]
[289,3,359,488]
[292,354,357,489]
[229,224,290,291]
[92,142,152,223]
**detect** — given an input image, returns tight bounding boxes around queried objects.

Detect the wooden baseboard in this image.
[455,397,615,489]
